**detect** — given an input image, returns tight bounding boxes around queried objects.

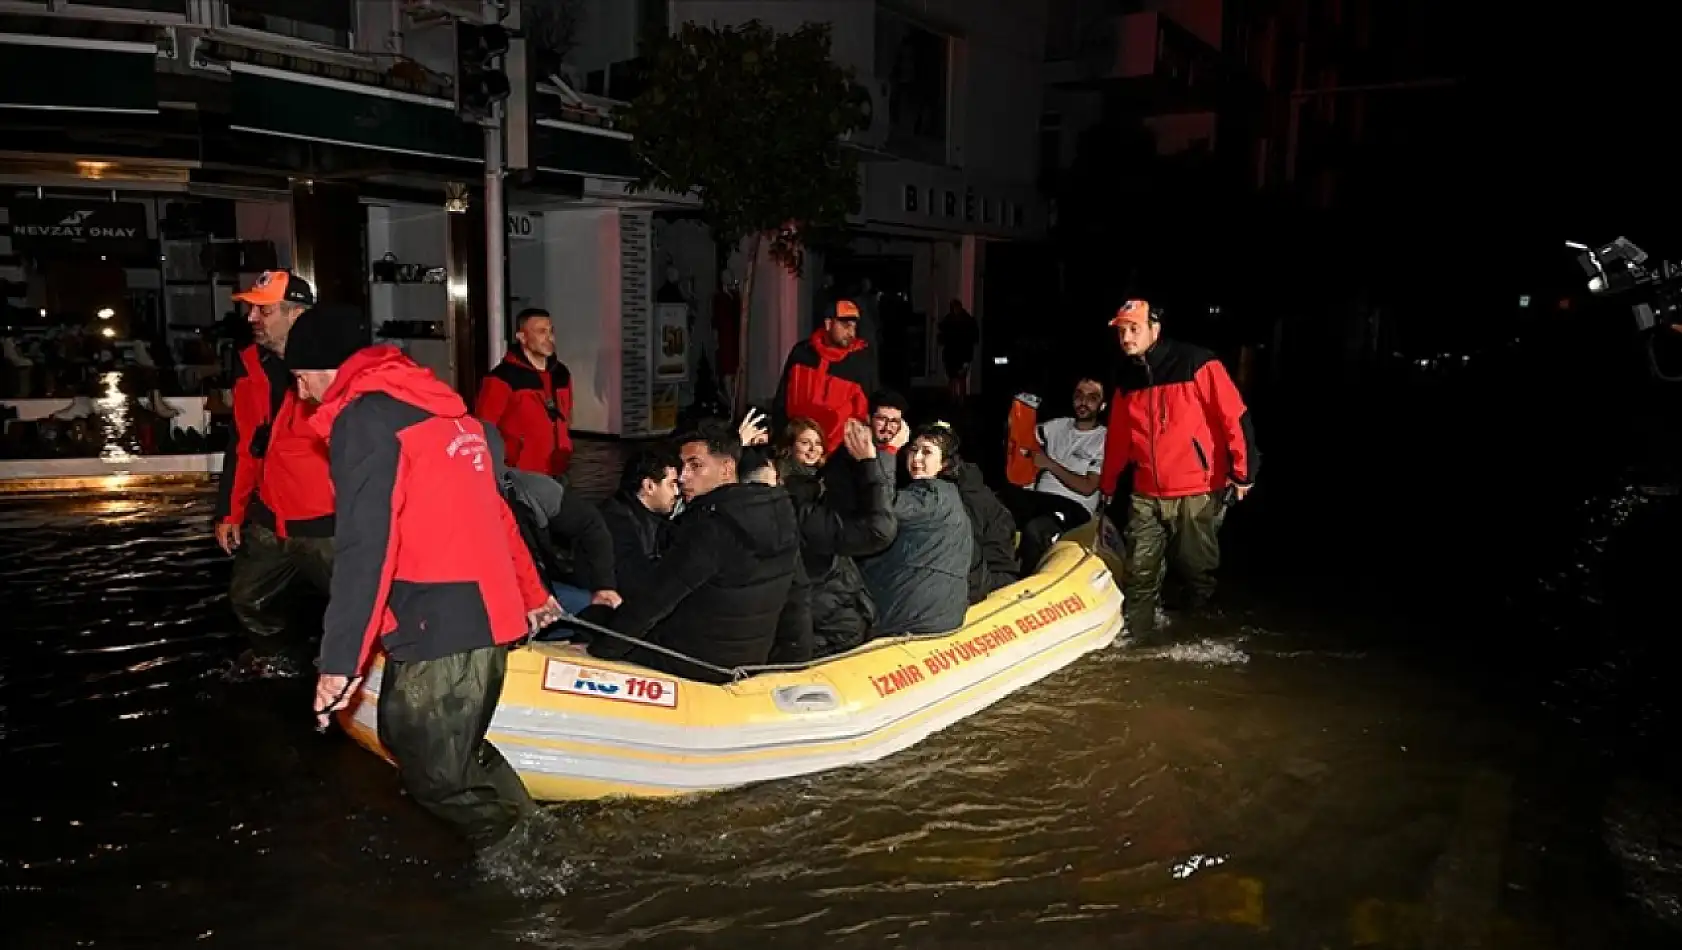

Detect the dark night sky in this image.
[1482,9,1678,241]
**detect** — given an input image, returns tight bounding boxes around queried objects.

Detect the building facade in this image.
[536,0,1051,429]
[0,0,1050,462]
[1035,0,1467,388]
[0,0,649,470]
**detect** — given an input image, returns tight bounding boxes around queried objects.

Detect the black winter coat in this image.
[785,454,897,655]
[598,490,672,601]
[952,462,1019,602]
[590,483,811,682]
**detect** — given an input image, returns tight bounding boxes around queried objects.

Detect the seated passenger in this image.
[780,418,901,656]
[776,416,825,489]
[1004,376,1107,572]
[588,422,809,682]
[951,457,1020,601]
[501,469,621,620]
[867,389,909,455]
[821,389,907,512]
[858,423,974,636]
[598,448,679,602]
[738,447,815,658]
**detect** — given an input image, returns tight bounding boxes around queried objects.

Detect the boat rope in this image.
[550,611,748,682]
[550,526,1120,687]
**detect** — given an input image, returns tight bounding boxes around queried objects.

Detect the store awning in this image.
[533,119,640,181]
[227,63,480,163]
[0,35,158,114]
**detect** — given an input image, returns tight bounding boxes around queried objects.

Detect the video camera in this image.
[1571,237,1682,382]
[1571,237,1682,332]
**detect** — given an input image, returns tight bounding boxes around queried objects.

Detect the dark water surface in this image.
[4,421,1682,948]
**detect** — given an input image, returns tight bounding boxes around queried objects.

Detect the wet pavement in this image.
[4,395,1682,947]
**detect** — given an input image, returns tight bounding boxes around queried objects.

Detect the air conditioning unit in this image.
[842,79,892,150]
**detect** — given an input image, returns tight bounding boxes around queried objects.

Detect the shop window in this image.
[366,203,453,384]
[875,5,950,166]
[229,0,353,48]
[65,0,189,14]
[1,193,286,463]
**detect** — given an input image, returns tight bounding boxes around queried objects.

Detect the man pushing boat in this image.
[286,304,562,855]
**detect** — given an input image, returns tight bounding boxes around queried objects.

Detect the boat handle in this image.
[773,684,841,714]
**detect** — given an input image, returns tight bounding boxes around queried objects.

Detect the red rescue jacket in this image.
[474,350,574,477]
[214,344,334,537]
[308,346,549,677]
[773,330,877,455]
[1099,338,1259,500]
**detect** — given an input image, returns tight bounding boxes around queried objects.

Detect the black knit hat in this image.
[284,303,370,371]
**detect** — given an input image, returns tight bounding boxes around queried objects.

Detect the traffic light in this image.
[455,19,511,121]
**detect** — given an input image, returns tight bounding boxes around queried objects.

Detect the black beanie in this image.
[284,303,370,371]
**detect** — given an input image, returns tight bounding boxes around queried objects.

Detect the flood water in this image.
[5,399,1682,948]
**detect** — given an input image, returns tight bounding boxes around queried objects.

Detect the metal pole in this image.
[483,0,507,365]
[485,112,506,365]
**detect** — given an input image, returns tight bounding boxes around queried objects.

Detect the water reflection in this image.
[95,370,136,464]
[0,485,1678,949]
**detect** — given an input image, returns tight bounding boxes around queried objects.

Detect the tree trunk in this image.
[733,231,762,415]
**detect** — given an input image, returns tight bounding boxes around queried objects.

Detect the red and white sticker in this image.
[542,660,679,709]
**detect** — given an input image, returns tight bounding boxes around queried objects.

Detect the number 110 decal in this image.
[542,660,680,709]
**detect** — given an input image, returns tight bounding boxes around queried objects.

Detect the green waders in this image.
[376,645,538,852]
[1121,492,1227,641]
[228,523,333,657]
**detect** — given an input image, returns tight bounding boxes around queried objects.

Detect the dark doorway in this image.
[824,253,918,393]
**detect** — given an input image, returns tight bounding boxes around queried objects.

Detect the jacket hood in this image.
[694,483,799,558]
[503,468,565,523]
[310,345,467,439]
[807,328,869,363]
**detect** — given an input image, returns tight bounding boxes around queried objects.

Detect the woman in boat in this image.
[777,417,903,655]
[775,416,826,487]
[858,422,974,637]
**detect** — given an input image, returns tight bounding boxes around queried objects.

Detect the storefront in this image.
[819,161,1046,395]
[0,185,298,468]
[0,14,626,476]
[503,183,704,438]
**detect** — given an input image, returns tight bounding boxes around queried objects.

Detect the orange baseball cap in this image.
[233,270,316,307]
[1108,299,1152,326]
[833,299,861,321]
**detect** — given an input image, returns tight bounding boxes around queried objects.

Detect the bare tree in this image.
[524,0,584,80]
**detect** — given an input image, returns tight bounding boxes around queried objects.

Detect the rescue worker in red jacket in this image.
[1098,300,1259,644]
[289,304,561,855]
[212,270,336,667]
[773,299,877,458]
[475,307,574,477]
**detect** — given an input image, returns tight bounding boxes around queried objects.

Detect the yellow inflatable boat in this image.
[339,535,1123,801]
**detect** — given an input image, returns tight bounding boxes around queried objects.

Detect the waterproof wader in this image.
[1122,492,1225,639]
[228,523,333,654]
[376,644,537,851]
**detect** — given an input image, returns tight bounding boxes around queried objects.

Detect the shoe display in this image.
[148,391,182,419]
[50,396,95,420]
[128,341,156,369]
[2,338,32,367]
[203,388,231,416]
